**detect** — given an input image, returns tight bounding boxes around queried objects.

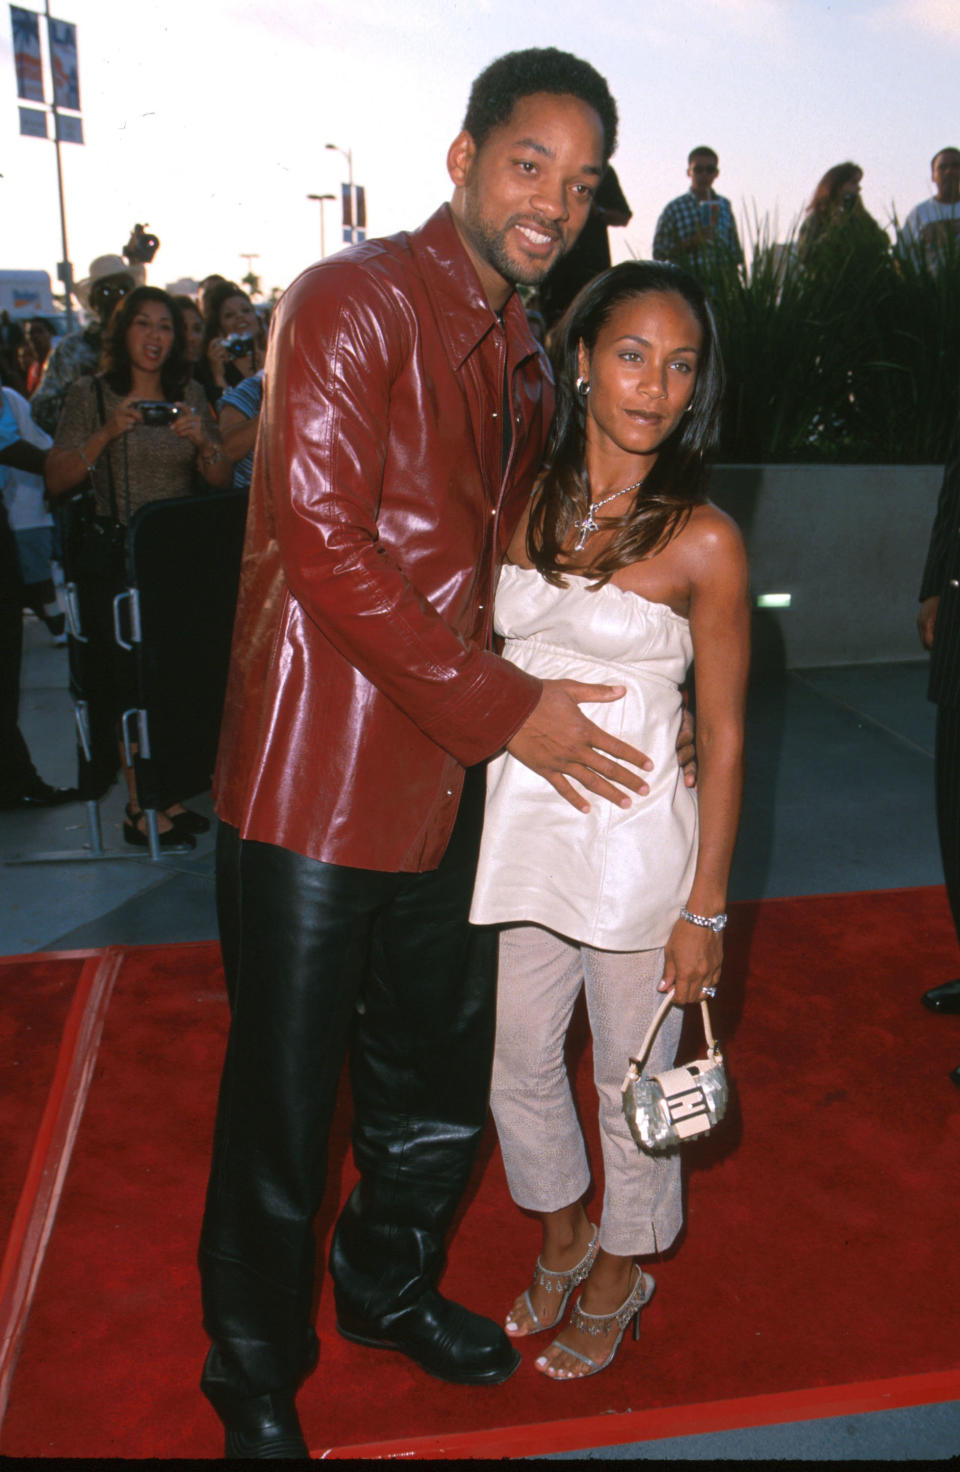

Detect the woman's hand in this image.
[206,337,228,389]
[170,402,209,451]
[105,394,142,441]
[918,595,939,651]
[658,915,722,1006]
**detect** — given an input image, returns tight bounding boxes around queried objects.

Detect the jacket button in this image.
[446,788,454,797]
[950,579,959,588]
[492,411,498,418]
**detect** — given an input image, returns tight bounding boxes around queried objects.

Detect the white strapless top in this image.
[470,564,698,950]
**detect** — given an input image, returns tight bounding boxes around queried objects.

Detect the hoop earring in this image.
[576,376,590,397]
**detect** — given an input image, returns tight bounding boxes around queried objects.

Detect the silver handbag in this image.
[621,989,729,1153]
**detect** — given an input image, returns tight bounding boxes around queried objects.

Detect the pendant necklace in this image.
[572,478,645,552]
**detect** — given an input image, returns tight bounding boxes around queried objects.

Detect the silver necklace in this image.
[572,479,645,552]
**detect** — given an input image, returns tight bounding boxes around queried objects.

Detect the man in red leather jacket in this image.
[199,49,654,1457]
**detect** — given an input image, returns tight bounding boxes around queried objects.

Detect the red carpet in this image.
[1,888,959,1458]
[0,953,88,1246]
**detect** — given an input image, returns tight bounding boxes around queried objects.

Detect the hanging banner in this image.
[55,111,82,143]
[48,16,80,111]
[18,102,47,136]
[340,183,367,244]
[10,5,44,102]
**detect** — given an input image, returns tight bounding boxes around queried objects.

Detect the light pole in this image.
[240,251,260,295]
[325,142,356,245]
[306,192,335,258]
[325,141,353,193]
[45,0,75,329]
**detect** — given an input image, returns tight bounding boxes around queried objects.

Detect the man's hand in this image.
[506,679,653,813]
[677,703,697,789]
[918,595,940,651]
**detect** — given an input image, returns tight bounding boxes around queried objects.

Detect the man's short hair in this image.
[688,146,719,166]
[463,47,617,162]
[932,146,960,171]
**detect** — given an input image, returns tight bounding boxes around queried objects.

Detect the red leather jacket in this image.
[212,205,550,871]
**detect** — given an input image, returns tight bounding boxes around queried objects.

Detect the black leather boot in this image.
[336,1284,520,1385]
[202,1339,316,1459]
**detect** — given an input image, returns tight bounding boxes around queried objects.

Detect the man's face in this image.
[449,92,605,306]
[26,320,51,360]
[687,154,719,201]
[932,150,960,204]
[90,275,131,324]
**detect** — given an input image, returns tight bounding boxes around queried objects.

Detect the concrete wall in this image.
[710,463,943,669]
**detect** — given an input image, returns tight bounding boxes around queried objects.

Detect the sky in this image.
[1,0,960,302]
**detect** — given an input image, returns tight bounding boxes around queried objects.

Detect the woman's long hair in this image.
[529,260,724,587]
[807,162,862,218]
[100,285,188,400]
[202,281,257,348]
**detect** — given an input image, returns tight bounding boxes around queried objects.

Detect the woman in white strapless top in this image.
[470,261,749,1381]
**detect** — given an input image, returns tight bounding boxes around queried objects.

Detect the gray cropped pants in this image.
[490,924,684,1258]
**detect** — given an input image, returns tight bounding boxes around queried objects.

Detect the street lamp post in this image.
[306,192,336,258]
[325,142,358,245]
[325,141,353,193]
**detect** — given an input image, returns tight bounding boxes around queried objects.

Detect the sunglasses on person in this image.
[91,280,131,307]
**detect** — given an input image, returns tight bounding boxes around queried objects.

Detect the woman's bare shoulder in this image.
[680,501,746,564]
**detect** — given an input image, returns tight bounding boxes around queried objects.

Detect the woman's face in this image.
[219,294,259,338]
[182,306,205,363]
[836,178,861,211]
[126,300,175,375]
[577,291,702,469]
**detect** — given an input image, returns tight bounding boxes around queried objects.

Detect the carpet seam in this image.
[0,946,122,1442]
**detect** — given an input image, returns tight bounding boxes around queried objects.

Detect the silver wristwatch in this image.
[680,906,728,934]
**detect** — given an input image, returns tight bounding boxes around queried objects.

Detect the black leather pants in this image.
[199,769,496,1405]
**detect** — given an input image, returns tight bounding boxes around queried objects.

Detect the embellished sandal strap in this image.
[521,1288,543,1331]
[570,1269,652,1336]
[531,1225,599,1295]
[549,1340,600,1372]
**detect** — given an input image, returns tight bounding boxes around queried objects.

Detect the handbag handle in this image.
[627,989,720,1075]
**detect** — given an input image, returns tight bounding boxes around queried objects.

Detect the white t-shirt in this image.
[1,387,53,531]
[899,197,960,265]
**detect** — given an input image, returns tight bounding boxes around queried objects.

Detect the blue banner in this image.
[18,103,46,137]
[48,16,80,111]
[55,110,82,143]
[10,6,44,102]
[341,183,367,244]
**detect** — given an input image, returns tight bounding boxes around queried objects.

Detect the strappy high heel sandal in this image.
[505,1225,599,1337]
[538,1265,655,1378]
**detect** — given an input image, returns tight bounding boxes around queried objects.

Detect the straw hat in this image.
[74,254,145,309]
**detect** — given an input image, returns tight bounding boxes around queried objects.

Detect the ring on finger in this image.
[701,985,717,998]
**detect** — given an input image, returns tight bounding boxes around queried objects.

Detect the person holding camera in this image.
[44,285,231,845]
[796,162,888,267]
[200,282,265,406]
[652,148,743,278]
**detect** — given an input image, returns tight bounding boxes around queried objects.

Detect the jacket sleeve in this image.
[265,262,540,767]
[920,418,960,601]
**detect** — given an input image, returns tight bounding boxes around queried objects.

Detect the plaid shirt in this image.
[29,325,101,436]
[652,190,743,271]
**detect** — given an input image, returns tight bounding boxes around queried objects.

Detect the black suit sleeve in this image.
[921,419,960,602]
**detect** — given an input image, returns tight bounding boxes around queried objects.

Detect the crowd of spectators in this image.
[0,254,266,820]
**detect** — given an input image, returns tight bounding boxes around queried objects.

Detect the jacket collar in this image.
[408,203,540,372]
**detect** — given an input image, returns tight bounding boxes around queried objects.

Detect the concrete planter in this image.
[710,463,943,669]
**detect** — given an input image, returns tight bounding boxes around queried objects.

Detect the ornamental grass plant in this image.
[693,215,960,464]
